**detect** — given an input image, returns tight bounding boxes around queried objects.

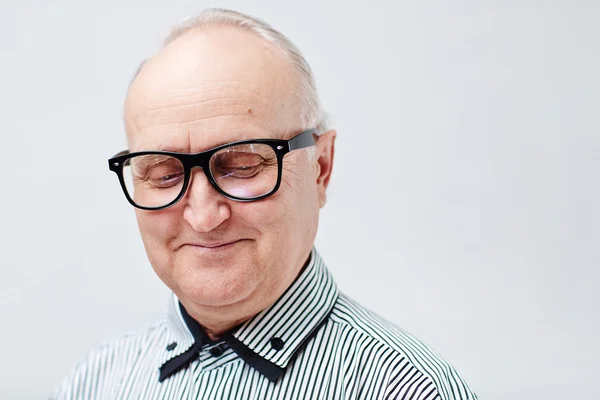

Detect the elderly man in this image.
[55,8,477,400]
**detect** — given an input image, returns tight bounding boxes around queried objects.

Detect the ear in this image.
[314,130,336,208]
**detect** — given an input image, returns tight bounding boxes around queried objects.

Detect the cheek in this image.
[135,209,179,259]
[240,167,319,241]
[234,196,289,236]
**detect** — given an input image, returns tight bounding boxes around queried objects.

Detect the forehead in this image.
[124,26,301,152]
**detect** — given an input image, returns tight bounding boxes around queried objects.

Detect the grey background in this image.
[1,1,598,399]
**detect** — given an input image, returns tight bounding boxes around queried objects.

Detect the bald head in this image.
[124,26,304,152]
[126,9,326,139]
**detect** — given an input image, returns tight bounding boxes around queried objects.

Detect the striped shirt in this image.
[54,249,478,400]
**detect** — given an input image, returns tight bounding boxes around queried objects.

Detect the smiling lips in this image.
[185,239,244,250]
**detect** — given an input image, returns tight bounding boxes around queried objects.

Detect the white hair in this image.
[132,8,328,137]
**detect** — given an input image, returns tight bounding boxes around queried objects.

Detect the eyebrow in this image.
[148,133,276,154]
[155,145,190,153]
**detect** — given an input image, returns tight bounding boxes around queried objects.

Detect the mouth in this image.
[184,239,245,251]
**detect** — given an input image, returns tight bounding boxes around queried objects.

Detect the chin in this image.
[175,263,263,308]
[185,285,253,307]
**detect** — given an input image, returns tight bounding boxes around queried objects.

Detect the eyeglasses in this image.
[108,128,316,210]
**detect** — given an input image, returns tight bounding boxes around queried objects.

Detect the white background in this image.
[1,1,598,399]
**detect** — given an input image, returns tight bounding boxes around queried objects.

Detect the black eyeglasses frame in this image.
[108,128,317,210]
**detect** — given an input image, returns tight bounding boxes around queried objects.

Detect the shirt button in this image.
[270,337,284,351]
[209,345,224,357]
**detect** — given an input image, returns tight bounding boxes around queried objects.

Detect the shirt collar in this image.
[161,248,338,382]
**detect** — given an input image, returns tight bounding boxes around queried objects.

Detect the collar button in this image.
[270,337,284,351]
[209,345,224,357]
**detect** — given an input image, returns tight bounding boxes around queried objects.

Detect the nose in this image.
[182,168,231,232]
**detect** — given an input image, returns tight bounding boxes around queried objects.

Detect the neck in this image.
[201,318,246,340]
[179,300,263,340]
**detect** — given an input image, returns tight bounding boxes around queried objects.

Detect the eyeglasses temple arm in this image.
[288,128,317,151]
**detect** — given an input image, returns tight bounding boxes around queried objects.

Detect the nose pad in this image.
[182,168,231,232]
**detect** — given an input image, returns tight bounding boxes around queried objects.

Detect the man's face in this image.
[123,27,334,320]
